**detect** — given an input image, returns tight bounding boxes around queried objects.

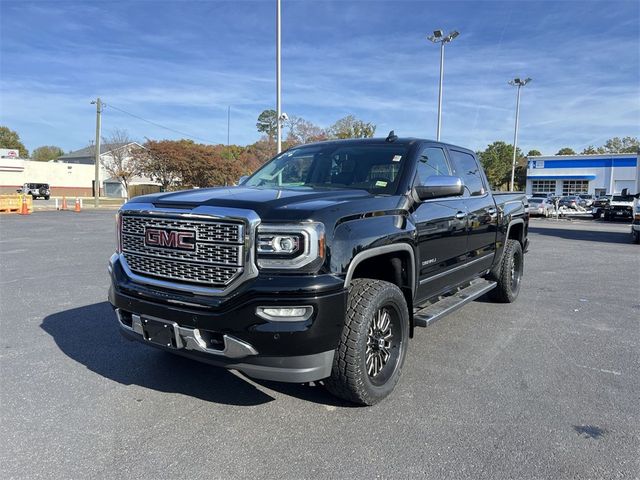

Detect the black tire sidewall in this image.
[356,284,409,400]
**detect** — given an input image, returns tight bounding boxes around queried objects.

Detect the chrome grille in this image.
[122,216,242,243]
[121,214,244,287]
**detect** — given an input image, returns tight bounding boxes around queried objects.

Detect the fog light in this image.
[256,306,313,322]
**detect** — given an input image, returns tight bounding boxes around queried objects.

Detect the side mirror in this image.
[238,175,249,185]
[413,175,464,201]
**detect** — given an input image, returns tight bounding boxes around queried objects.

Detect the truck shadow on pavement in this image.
[529,225,632,244]
[41,302,348,407]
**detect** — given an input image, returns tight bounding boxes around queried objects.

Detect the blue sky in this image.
[1,0,638,155]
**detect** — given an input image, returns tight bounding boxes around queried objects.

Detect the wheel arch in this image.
[344,244,416,336]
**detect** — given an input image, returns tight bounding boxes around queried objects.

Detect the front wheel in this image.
[489,239,523,303]
[325,279,409,406]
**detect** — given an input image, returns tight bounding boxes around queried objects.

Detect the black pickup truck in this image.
[108,135,529,405]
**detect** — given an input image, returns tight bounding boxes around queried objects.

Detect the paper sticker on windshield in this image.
[375,180,388,187]
[392,155,402,162]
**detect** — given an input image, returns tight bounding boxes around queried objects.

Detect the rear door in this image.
[447,148,497,272]
[412,144,470,302]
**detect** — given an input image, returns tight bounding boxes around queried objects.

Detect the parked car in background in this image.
[558,195,586,210]
[591,195,611,219]
[604,191,634,221]
[577,194,594,207]
[16,183,50,200]
[528,197,554,217]
[631,196,640,244]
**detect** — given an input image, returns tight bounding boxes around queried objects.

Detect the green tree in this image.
[477,141,525,191]
[327,115,376,139]
[256,109,278,142]
[556,147,576,155]
[31,145,64,162]
[0,126,29,157]
[581,145,600,154]
[601,136,639,153]
[527,149,542,157]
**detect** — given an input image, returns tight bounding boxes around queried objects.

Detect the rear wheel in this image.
[634,230,640,244]
[489,239,523,303]
[325,278,409,406]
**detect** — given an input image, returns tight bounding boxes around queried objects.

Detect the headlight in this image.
[256,222,325,270]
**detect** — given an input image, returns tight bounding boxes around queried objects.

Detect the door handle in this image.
[455,212,467,219]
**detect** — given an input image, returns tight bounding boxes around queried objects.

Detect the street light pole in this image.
[436,41,445,141]
[427,29,459,141]
[276,0,282,153]
[91,98,102,207]
[508,77,532,191]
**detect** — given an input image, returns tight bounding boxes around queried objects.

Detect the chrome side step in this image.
[413,278,497,328]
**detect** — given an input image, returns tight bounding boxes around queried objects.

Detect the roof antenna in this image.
[386,130,398,142]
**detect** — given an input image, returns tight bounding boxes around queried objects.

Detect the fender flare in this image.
[343,244,416,294]
[505,218,525,245]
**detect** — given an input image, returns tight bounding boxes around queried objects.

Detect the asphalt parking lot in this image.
[1,211,638,480]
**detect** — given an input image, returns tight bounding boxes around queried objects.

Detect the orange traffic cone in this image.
[61,196,68,211]
[74,197,81,213]
[19,195,30,215]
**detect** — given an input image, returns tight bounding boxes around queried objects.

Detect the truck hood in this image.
[130,186,394,223]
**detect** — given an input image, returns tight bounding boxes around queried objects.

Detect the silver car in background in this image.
[528,197,554,217]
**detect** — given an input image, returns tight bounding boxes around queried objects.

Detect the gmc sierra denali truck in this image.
[108,135,529,405]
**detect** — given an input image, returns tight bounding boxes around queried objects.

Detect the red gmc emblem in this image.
[144,228,195,250]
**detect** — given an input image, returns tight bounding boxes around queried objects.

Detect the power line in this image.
[105,103,221,144]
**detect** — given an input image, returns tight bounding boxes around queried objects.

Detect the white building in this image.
[526,153,639,197]
[0,142,159,198]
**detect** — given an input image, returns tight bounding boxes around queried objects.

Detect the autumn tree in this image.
[327,115,376,139]
[32,145,64,162]
[285,116,326,145]
[100,129,141,198]
[134,140,183,191]
[0,126,29,157]
[556,147,576,155]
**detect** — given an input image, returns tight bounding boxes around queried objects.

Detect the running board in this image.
[413,279,497,328]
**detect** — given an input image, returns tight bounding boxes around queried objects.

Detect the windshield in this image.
[243,144,409,194]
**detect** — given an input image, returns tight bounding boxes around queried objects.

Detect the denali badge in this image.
[144,228,195,250]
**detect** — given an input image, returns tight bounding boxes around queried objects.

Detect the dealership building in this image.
[526,152,639,197]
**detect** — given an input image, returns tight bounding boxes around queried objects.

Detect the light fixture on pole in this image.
[426,29,459,141]
[276,0,282,153]
[508,77,532,191]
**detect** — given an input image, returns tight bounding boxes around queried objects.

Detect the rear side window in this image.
[415,146,451,185]
[449,150,485,196]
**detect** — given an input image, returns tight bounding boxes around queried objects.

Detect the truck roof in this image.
[299,137,476,156]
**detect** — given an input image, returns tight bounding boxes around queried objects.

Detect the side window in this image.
[415,146,451,185]
[449,150,485,196]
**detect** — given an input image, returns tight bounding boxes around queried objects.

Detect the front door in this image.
[412,144,470,303]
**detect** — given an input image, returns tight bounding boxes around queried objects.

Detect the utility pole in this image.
[276,0,282,153]
[227,106,230,147]
[90,98,103,207]
[427,29,459,141]
[508,78,532,191]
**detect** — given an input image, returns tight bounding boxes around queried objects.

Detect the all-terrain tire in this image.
[633,230,640,244]
[489,239,523,303]
[324,278,409,406]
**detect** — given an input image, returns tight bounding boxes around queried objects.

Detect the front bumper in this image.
[108,254,347,383]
